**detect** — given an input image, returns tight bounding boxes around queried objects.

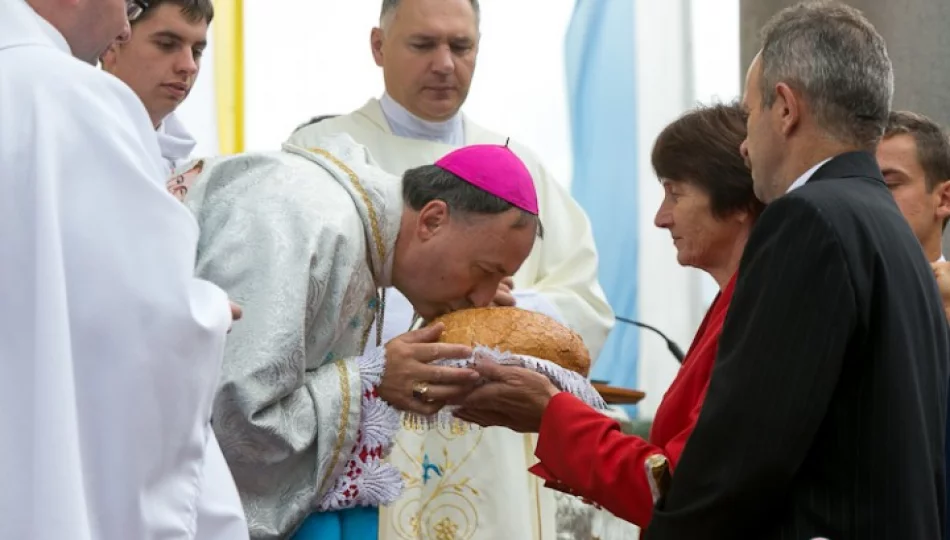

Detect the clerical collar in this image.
[379,92,464,146]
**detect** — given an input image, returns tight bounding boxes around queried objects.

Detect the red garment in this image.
[529,273,737,527]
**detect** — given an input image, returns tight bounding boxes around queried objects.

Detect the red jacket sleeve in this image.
[530,391,707,527]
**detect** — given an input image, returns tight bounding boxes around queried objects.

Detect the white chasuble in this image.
[0,1,245,539]
[180,134,408,539]
[289,99,614,540]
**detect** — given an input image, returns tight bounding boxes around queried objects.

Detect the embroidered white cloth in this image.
[403,345,608,431]
[317,346,403,512]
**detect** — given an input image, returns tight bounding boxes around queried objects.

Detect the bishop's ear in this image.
[416,200,450,240]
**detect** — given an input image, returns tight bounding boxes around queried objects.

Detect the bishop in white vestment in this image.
[0,1,244,539]
[176,133,558,539]
[289,96,614,539]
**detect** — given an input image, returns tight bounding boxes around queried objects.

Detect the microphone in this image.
[614,316,686,364]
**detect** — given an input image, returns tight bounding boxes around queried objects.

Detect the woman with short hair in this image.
[455,102,764,528]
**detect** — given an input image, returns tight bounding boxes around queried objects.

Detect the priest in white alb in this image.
[0,0,245,539]
[287,0,614,538]
[99,2,250,537]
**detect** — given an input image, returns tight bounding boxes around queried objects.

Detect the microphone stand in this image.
[614,316,686,364]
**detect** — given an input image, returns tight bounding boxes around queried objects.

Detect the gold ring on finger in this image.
[412,381,434,403]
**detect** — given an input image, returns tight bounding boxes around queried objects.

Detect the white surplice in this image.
[0,1,245,539]
[288,97,614,540]
[157,112,199,174]
[153,113,249,540]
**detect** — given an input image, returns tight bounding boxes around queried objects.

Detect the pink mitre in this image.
[434,142,539,215]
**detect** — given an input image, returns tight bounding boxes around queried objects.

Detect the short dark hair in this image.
[402,165,543,238]
[652,102,764,220]
[884,111,950,192]
[133,0,214,26]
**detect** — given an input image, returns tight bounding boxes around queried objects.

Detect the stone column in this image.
[740,0,950,255]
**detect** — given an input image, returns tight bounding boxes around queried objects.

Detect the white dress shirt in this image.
[786,158,833,194]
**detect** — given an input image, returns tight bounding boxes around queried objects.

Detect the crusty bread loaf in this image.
[428,306,591,376]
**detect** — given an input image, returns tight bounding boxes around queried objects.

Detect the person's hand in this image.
[228,301,243,333]
[932,261,950,300]
[932,261,950,322]
[491,277,516,307]
[378,323,480,416]
[453,353,560,433]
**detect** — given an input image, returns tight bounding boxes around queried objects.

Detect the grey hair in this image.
[380,0,481,28]
[402,165,543,238]
[759,1,893,149]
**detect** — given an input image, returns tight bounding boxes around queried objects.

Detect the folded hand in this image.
[932,261,950,322]
[491,277,516,307]
[228,301,242,332]
[453,353,560,433]
[378,324,480,416]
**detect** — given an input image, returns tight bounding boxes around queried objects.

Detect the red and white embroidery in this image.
[317,347,402,511]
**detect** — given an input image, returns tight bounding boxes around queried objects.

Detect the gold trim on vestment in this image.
[317,360,352,497]
[306,147,387,275]
[388,427,486,538]
[304,146,389,499]
[307,146,387,347]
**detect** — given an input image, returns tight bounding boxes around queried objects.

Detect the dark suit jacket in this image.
[645,151,950,540]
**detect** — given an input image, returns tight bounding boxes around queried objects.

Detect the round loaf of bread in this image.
[428,306,591,376]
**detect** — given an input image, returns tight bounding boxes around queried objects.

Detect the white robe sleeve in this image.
[193,434,250,540]
[186,156,401,540]
[0,45,232,540]
[513,289,568,324]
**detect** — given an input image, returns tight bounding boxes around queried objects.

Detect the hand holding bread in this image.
[423,306,599,433]
[377,324,481,416]
[393,307,600,433]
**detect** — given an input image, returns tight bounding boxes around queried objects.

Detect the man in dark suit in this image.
[645,2,950,539]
